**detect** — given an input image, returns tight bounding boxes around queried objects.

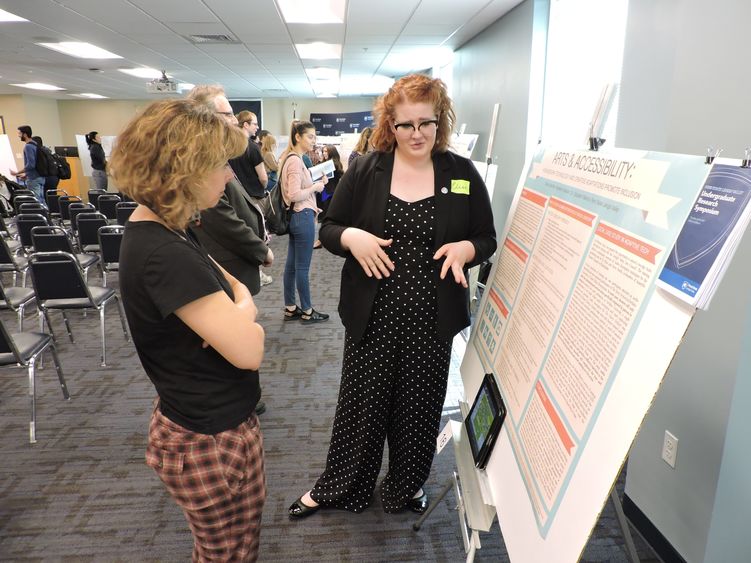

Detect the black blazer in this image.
[320,150,497,343]
[192,178,269,295]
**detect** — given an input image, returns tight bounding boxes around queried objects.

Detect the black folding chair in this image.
[45,189,68,219]
[0,316,69,443]
[16,213,49,253]
[58,195,82,226]
[30,226,99,281]
[97,194,121,222]
[18,202,50,222]
[13,195,38,215]
[28,252,130,367]
[0,213,20,251]
[0,235,29,286]
[87,189,107,210]
[97,225,124,286]
[68,202,95,235]
[0,278,35,331]
[77,212,108,253]
[115,201,137,225]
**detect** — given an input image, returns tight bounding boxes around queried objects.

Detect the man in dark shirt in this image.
[231,111,267,199]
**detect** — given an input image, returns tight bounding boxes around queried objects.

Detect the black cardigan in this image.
[320,150,497,343]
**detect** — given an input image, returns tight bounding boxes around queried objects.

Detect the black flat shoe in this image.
[407,492,429,514]
[288,496,321,519]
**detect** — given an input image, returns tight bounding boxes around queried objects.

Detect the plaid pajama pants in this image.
[146,406,266,562]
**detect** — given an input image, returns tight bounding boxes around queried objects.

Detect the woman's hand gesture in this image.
[433,240,476,288]
[341,227,395,279]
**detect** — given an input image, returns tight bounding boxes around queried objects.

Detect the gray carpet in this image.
[0,231,659,562]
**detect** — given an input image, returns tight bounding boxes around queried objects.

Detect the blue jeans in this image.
[25,176,46,203]
[283,208,316,311]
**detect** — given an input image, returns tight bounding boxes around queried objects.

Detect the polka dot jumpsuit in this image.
[310,194,452,513]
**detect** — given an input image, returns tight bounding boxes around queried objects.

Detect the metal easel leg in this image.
[466,530,480,563]
[610,487,640,563]
[412,477,454,531]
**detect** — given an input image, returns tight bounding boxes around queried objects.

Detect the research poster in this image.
[469,146,709,561]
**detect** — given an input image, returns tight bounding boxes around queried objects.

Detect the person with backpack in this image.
[9,125,45,203]
[86,130,108,190]
[32,136,60,192]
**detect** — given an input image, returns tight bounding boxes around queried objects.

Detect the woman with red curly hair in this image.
[112,98,267,561]
[289,74,496,518]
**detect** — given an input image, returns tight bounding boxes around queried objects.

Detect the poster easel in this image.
[456,143,708,562]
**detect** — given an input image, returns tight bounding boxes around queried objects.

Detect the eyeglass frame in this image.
[392,118,439,134]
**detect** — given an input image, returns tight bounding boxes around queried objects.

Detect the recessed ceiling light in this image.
[118,67,165,79]
[0,8,28,22]
[278,0,345,24]
[37,42,122,59]
[296,42,341,60]
[316,93,337,98]
[10,82,66,91]
[73,93,108,99]
[177,82,195,92]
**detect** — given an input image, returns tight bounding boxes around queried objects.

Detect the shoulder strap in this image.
[277,153,303,203]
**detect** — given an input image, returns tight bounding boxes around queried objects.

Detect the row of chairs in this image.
[0,246,130,363]
[0,247,130,444]
[2,217,125,285]
[0,190,131,442]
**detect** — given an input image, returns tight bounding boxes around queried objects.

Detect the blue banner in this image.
[310,110,373,136]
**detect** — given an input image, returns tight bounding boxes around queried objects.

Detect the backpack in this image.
[33,143,57,177]
[264,154,298,235]
[51,152,72,179]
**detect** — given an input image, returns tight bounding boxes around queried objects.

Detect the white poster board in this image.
[451,133,479,159]
[463,146,708,562]
[0,135,16,179]
[75,134,116,177]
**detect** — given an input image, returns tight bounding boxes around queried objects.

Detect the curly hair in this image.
[109,99,246,230]
[370,74,455,154]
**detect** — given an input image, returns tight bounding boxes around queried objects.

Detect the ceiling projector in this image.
[147,71,178,93]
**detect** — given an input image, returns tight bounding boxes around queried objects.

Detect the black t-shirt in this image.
[229,140,265,198]
[119,221,260,434]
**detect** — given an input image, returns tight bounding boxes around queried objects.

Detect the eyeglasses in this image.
[393,119,439,135]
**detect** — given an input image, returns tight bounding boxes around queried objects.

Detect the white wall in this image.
[452,0,549,237]
[618,1,751,561]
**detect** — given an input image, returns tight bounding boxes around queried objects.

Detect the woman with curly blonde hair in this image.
[289,74,496,519]
[111,98,268,561]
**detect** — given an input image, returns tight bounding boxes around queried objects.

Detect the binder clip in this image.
[742,147,751,168]
[705,146,723,164]
[588,137,606,151]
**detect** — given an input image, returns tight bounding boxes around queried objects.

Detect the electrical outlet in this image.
[662,430,678,469]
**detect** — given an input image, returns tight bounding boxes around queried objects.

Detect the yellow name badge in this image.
[450,179,470,195]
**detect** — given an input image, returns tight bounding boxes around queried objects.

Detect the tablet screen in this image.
[465,373,506,469]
